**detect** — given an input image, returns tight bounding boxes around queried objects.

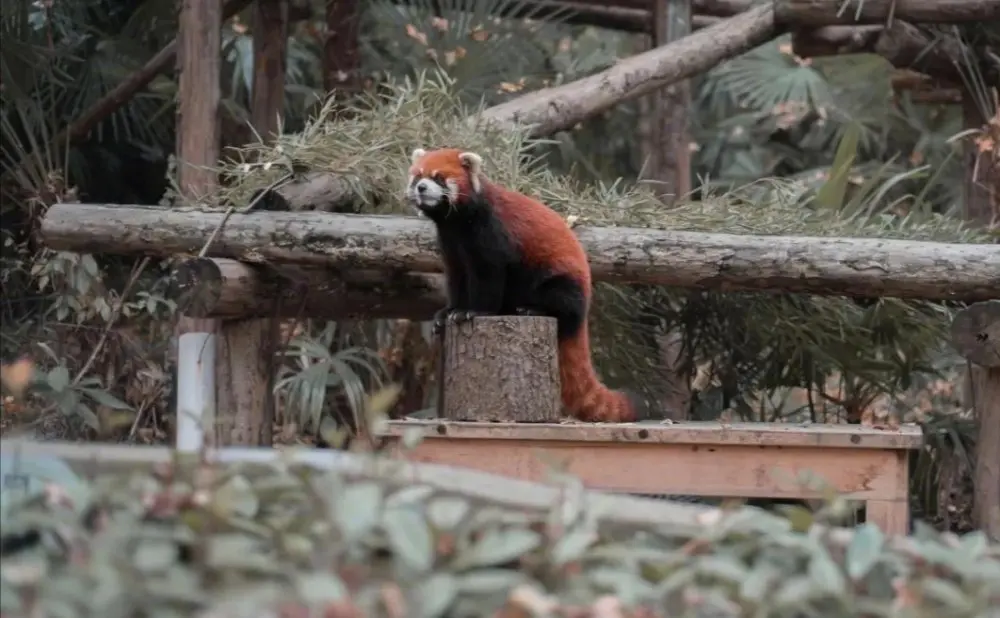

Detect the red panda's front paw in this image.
[432,307,455,335]
[515,307,546,317]
[448,310,493,325]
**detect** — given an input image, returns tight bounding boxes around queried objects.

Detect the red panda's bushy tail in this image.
[557,327,642,423]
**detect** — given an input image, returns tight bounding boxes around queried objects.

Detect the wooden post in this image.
[440,317,562,422]
[958,92,999,541]
[174,0,223,450]
[951,300,1000,542]
[647,0,693,204]
[210,0,290,447]
[324,0,362,97]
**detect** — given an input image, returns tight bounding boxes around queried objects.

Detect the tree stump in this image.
[440,316,561,422]
[951,299,1000,542]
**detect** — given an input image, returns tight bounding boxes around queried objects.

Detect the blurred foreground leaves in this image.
[1,448,998,617]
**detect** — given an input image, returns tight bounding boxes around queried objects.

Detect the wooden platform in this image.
[382,420,925,535]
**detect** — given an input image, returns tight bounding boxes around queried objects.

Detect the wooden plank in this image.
[387,437,909,500]
[0,440,710,529]
[385,420,925,450]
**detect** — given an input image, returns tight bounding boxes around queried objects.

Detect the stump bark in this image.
[440,316,561,422]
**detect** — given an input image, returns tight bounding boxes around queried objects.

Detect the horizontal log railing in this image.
[40,204,1000,323]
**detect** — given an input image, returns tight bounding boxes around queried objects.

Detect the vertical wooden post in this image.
[865,451,911,535]
[175,0,223,449]
[951,301,1000,542]
[635,0,695,419]
[648,0,693,204]
[959,94,999,541]
[251,0,288,137]
[212,0,289,447]
[324,0,362,97]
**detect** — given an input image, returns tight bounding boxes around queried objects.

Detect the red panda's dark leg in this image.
[433,233,470,334]
[519,274,587,341]
[447,209,518,325]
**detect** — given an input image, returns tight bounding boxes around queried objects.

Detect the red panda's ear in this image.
[458,151,482,174]
[458,151,483,193]
[410,148,427,166]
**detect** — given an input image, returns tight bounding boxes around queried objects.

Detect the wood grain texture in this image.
[41,204,1000,302]
[441,316,561,422]
[969,366,1000,542]
[385,419,925,449]
[952,300,1000,369]
[172,257,444,320]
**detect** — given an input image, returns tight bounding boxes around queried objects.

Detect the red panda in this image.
[405,147,649,423]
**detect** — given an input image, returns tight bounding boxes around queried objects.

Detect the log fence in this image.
[17,0,1000,539]
[37,201,999,533]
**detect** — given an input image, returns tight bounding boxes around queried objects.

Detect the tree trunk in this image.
[41,204,1000,302]
[440,316,562,422]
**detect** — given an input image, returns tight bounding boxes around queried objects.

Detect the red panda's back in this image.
[483,181,591,293]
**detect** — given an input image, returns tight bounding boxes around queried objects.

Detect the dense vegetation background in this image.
[0,0,996,532]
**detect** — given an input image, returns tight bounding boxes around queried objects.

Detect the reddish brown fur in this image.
[410,148,637,423]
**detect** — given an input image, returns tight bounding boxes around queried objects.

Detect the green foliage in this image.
[363,0,576,107]
[1,450,998,616]
[274,322,390,443]
[207,75,988,427]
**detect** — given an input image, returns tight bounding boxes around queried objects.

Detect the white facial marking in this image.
[407,177,449,211]
[445,179,459,203]
[404,174,425,216]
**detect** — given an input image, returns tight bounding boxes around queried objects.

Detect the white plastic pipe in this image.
[175,332,216,452]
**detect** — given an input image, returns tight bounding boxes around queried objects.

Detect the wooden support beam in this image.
[645,0,694,203]
[40,204,1000,303]
[951,301,1000,542]
[172,257,444,320]
[212,0,291,448]
[775,0,999,26]
[382,420,923,534]
[324,0,362,97]
[440,317,562,422]
[174,0,224,450]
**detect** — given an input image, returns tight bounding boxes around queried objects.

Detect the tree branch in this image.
[478,4,780,137]
[791,21,989,86]
[40,203,1000,303]
[775,0,1000,26]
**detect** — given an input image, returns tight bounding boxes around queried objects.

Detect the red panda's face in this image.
[404,148,482,217]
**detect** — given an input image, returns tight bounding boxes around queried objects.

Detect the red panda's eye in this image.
[432,173,445,183]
